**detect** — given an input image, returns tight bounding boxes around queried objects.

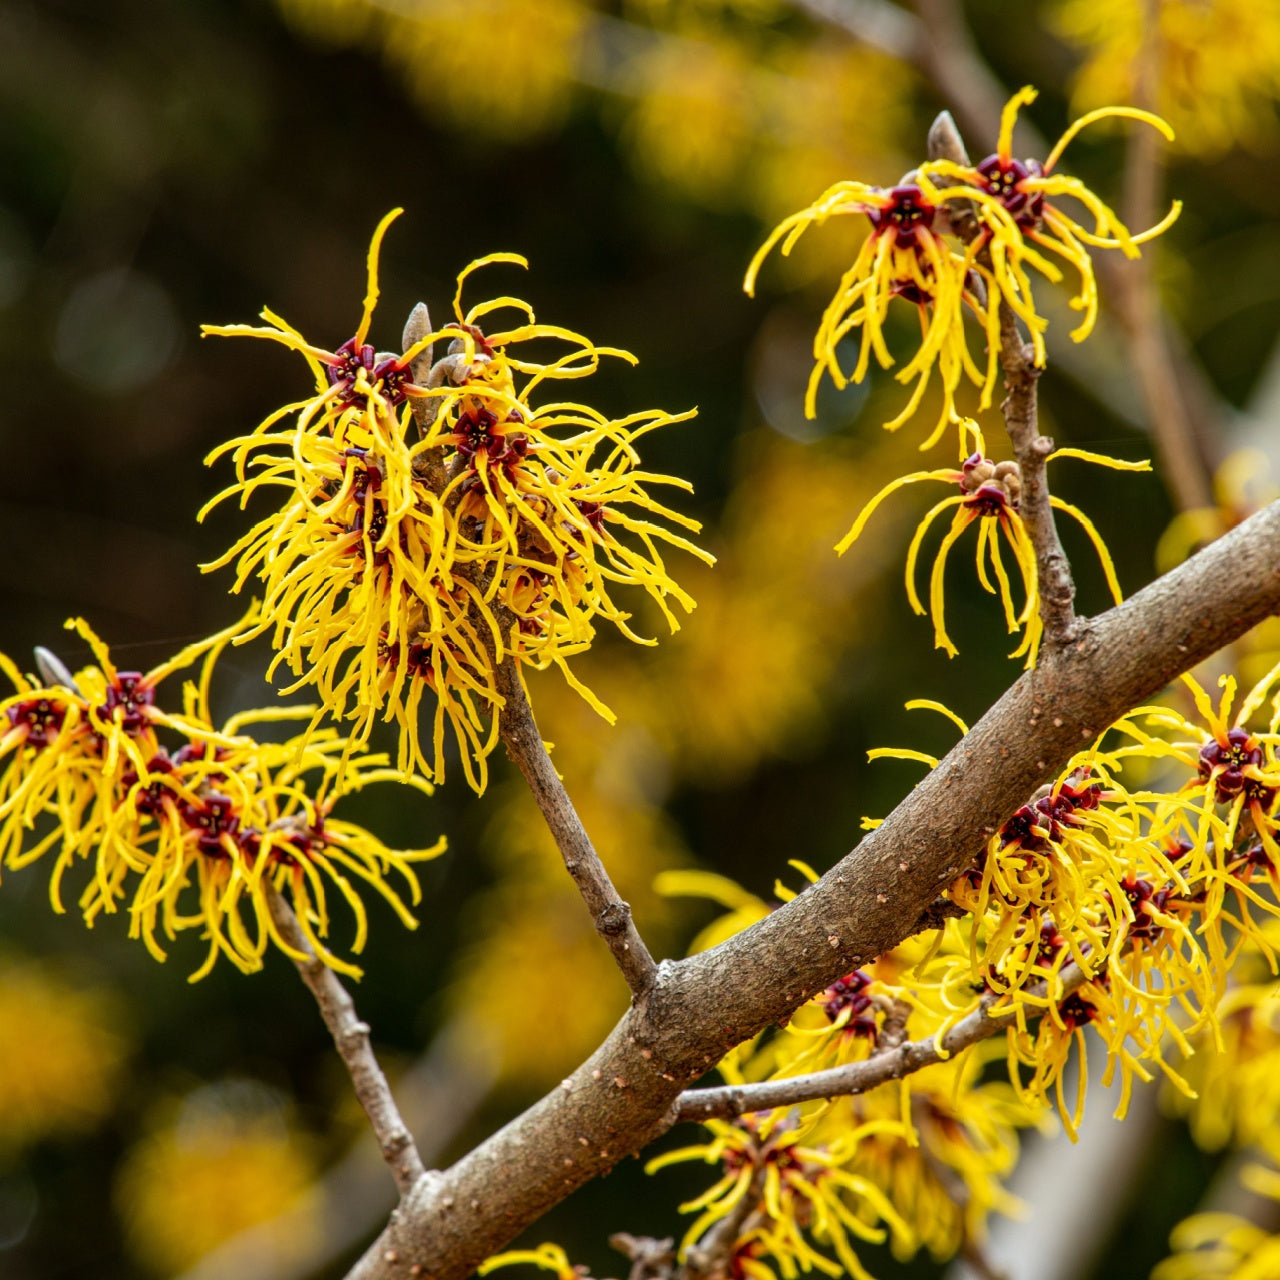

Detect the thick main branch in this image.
[349,500,1280,1280]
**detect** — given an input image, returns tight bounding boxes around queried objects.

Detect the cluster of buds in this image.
[958,454,1022,516]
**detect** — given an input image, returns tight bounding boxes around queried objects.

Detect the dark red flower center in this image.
[822,969,877,1037]
[975,155,1045,228]
[870,184,935,248]
[372,356,414,407]
[7,697,66,748]
[1199,727,1270,803]
[1120,875,1171,943]
[1001,772,1100,853]
[104,673,155,735]
[1059,990,1096,1031]
[326,338,378,408]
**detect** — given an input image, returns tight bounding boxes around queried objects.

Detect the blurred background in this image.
[1,0,1279,1277]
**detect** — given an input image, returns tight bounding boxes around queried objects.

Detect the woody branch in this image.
[672,972,1086,1123]
[347,498,1280,1280]
[495,658,659,997]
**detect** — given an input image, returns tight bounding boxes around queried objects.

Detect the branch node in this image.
[598,901,634,936]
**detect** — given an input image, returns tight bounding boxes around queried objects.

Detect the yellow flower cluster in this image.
[0,612,442,979]
[746,87,1178,455]
[837,421,1147,665]
[1156,929,1280,1279]
[203,210,708,793]
[645,677,1280,1274]
[863,660,1280,1137]
[649,1112,912,1280]
[646,874,1040,1276]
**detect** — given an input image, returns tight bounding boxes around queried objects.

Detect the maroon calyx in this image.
[975,155,1045,229]
[326,337,378,408]
[453,405,530,477]
[869,184,936,248]
[959,453,1021,517]
[184,790,240,858]
[1000,771,1101,854]
[121,748,175,816]
[1119,875,1172,944]
[822,969,877,1037]
[1199,727,1272,804]
[7,697,66,748]
[103,673,155,735]
[572,488,607,535]
[1058,990,1096,1031]
[372,355,414,407]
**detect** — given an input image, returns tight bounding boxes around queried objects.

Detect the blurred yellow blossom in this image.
[275,0,587,141]
[1056,0,1280,156]
[116,1080,317,1274]
[0,957,126,1154]
[625,38,756,206]
[1157,448,1280,574]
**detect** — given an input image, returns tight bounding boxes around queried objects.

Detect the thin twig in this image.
[925,113,1079,644]
[786,0,923,60]
[909,1097,1011,1280]
[399,304,653,995]
[996,302,1077,642]
[909,894,969,935]
[672,969,1086,1124]
[264,886,426,1197]
[908,0,1010,147]
[1106,0,1217,514]
[958,1233,1012,1280]
[611,1234,677,1280]
[495,660,659,997]
[682,1171,768,1280]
